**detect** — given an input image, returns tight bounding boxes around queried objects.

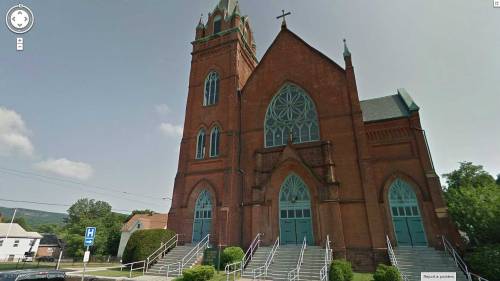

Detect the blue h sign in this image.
[84,227,96,247]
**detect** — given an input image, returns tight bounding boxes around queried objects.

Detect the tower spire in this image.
[343,38,351,57]
[197,14,204,29]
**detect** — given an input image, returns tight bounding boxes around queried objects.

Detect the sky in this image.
[0,0,499,215]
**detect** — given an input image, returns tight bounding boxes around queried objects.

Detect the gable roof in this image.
[360,88,420,122]
[121,213,168,232]
[0,223,42,239]
[242,26,345,92]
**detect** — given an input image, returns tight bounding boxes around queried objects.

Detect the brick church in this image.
[168,0,458,270]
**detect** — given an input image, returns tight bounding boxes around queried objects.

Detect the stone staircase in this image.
[243,245,325,280]
[146,244,199,276]
[394,247,469,281]
[241,246,272,279]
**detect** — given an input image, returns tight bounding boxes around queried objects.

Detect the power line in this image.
[0,198,135,213]
[0,167,172,206]
[0,166,173,201]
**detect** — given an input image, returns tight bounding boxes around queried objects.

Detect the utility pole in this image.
[5,208,17,241]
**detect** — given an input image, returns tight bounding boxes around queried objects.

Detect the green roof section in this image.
[360,88,420,122]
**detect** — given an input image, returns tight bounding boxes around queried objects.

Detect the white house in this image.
[0,223,42,262]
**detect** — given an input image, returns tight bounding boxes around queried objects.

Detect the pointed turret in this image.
[343,38,352,68]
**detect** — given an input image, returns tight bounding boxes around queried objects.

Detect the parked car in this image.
[36,256,56,262]
[0,269,65,281]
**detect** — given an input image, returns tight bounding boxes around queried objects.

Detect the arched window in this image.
[203,72,220,106]
[264,83,320,147]
[210,126,220,158]
[213,15,222,34]
[196,129,206,159]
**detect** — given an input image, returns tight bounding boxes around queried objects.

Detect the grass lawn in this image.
[0,262,53,271]
[354,272,374,281]
[0,262,122,272]
[85,268,143,278]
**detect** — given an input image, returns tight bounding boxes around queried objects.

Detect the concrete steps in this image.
[146,244,198,277]
[394,247,469,281]
[243,245,325,281]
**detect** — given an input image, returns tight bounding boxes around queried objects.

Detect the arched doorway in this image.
[389,179,427,247]
[192,190,212,243]
[279,173,314,245]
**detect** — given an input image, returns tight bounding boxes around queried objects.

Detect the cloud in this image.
[159,122,183,137]
[0,107,34,156]
[155,104,171,115]
[35,158,94,181]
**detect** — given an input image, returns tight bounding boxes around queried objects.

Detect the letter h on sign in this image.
[84,227,96,247]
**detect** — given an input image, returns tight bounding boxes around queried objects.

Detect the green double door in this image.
[279,174,314,245]
[192,190,212,243]
[389,179,427,247]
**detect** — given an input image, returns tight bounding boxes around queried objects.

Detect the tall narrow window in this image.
[210,126,220,157]
[203,72,219,106]
[196,129,206,159]
[213,15,222,34]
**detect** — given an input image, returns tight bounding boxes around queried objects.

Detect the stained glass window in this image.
[196,129,206,159]
[195,190,212,219]
[210,126,220,157]
[204,71,220,106]
[213,15,222,34]
[264,83,320,147]
[389,178,420,217]
[279,173,311,203]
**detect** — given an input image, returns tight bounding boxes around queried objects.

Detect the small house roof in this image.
[121,213,168,232]
[0,223,43,239]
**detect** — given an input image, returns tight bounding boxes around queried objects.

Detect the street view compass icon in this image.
[5,4,34,51]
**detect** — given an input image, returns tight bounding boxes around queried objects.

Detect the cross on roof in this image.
[276,10,291,27]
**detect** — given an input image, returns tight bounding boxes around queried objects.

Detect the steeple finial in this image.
[197,14,204,29]
[277,10,291,28]
[343,38,351,57]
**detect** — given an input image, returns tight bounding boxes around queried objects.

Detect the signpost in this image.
[81,227,96,281]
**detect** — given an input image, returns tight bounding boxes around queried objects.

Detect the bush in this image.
[329,259,353,281]
[181,265,215,281]
[465,244,500,280]
[221,246,244,268]
[122,229,176,263]
[374,264,402,281]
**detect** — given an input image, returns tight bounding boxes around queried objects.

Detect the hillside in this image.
[0,207,67,228]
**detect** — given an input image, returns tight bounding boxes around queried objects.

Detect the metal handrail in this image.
[288,236,307,281]
[242,233,262,269]
[225,261,242,281]
[442,236,489,281]
[386,235,410,281]
[145,233,179,272]
[253,236,279,280]
[156,234,210,277]
[182,234,210,268]
[320,235,333,281]
[470,272,490,281]
[224,232,261,280]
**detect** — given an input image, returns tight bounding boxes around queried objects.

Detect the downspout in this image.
[237,89,245,245]
[412,127,435,171]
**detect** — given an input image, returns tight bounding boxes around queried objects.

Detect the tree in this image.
[446,185,500,245]
[62,198,127,257]
[124,209,154,222]
[36,224,62,234]
[496,174,500,186]
[442,162,496,189]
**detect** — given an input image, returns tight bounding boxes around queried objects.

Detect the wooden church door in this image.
[389,179,427,247]
[192,190,212,243]
[279,174,314,245]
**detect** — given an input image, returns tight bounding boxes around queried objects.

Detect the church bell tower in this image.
[168,0,257,246]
